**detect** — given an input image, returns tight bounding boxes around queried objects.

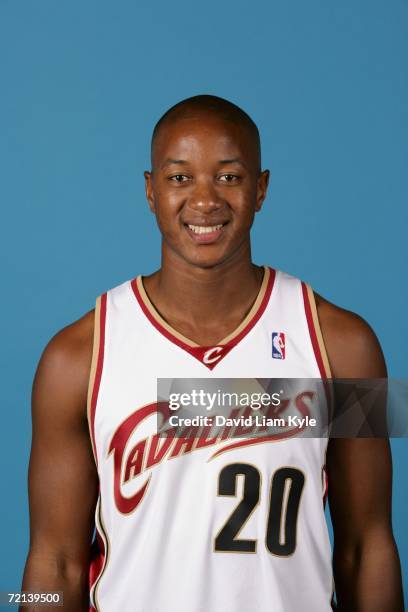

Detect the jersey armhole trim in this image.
[89,493,110,612]
[301,283,332,379]
[87,293,107,468]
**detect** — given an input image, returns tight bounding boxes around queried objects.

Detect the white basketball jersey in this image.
[87,266,334,612]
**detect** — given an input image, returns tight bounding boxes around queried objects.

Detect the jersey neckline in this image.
[130,266,276,368]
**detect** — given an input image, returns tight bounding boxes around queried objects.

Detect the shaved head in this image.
[144,94,270,270]
[151,95,261,173]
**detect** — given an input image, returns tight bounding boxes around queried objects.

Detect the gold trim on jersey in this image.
[305,284,332,378]
[136,265,270,347]
[220,266,270,344]
[87,296,101,467]
[92,494,111,612]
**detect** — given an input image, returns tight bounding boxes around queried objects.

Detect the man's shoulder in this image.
[40,275,136,368]
[314,293,386,377]
[34,310,95,413]
[315,293,373,343]
[42,309,95,367]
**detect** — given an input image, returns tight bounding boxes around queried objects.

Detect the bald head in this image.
[151,95,261,173]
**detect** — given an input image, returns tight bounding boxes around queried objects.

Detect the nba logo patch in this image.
[272,332,286,359]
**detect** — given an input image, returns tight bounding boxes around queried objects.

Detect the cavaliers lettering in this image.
[108,390,315,514]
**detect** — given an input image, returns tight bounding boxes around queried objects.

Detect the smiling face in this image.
[144,112,269,269]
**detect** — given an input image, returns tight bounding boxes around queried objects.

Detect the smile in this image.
[184,222,228,244]
[187,224,223,234]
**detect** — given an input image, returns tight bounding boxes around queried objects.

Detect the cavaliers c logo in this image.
[203,346,224,365]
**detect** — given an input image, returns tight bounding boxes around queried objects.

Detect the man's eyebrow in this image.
[160,158,188,168]
[218,158,247,168]
[159,157,248,169]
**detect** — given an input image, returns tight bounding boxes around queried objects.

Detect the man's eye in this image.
[219,174,239,182]
[169,175,189,183]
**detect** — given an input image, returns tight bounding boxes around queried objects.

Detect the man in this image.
[21,95,403,611]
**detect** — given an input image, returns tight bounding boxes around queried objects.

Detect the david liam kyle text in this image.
[168,414,317,429]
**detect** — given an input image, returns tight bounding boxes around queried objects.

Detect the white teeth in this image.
[188,224,223,234]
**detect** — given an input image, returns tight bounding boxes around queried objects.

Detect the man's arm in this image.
[20,311,98,611]
[317,295,404,612]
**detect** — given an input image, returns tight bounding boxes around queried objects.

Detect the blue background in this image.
[1,0,407,602]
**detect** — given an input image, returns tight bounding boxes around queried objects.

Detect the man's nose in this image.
[187,180,223,213]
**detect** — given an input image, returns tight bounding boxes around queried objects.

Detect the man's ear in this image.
[144,170,156,214]
[255,169,270,212]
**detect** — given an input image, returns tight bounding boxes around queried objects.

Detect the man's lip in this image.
[184,222,227,244]
[183,221,229,227]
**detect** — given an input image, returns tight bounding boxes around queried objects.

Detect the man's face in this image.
[144,114,269,269]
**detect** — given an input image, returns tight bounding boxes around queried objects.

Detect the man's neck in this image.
[142,251,265,346]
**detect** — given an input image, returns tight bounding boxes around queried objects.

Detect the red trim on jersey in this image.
[302,284,333,491]
[323,465,329,508]
[131,279,196,352]
[223,268,276,349]
[90,293,107,467]
[301,282,327,379]
[130,268,276,369]
[89,528,105,584]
